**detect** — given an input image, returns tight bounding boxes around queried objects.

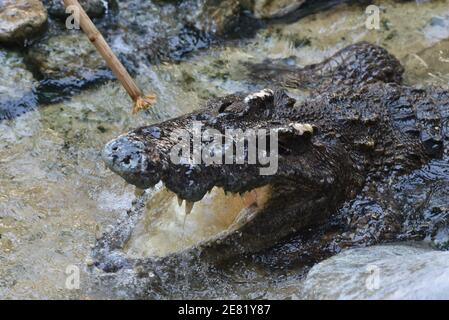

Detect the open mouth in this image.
[124,184,272,258]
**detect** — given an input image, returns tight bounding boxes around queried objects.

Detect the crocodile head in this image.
[102,41,405,207]
[102,88,363,260]
[97,41,446,274]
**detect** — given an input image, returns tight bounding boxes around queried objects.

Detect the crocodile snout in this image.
[102,135,161,188]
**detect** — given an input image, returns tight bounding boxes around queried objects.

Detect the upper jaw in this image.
[102,89,314,200]
[102,135,162,189]
[102,133,314,203]
[103,132,280,203]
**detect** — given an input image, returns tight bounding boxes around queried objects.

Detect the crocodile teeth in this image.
[95,225,103,240]
[177,195,184,207]
[135,188,145,197]
[242,190,258,207]
[185,201,194,215]
[290,123,314,135]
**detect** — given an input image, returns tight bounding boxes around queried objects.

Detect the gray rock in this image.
[28,31,107,78]
[101,0,213,63]
[0,50,38,120]
[300,244,449,300]
[0,0,48,44]
[194,0,242,35]
[43,0,108,19]
[242,0,306,19]
[27,31,113,102]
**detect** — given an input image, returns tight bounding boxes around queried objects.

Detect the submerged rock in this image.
[104,0,214,63]
[0,0,48,44]
[27,32,113,103]
[27,32,107,77]
[404,39,449,87]
[301,244,449,300]
[0,50,38,120]
[194,0,244,36]
[246,0,307,19]
[43,0,109,19]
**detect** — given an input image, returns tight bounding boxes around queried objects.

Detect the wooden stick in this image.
[63,0,156,113]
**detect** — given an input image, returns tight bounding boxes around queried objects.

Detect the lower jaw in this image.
[123,184,272,259]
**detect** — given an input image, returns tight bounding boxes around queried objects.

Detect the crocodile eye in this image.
[218,100,249,115]
[219,101,233,113]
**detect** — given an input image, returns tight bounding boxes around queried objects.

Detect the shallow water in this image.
[1,0,449,299]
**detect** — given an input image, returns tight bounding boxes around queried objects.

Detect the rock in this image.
[155,0,246,36]
[27,31,113,103]
[0,0,48,44]
[43,0,108,19]
[243,0,306,19]
[0,50,38,120]
[27,31,107,75]
[300,244,449,299]
[195,0,243,35]
[103,0,213,63]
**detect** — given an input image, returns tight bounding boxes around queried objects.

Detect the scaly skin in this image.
[95,42,448,273]
[246,41,404,90]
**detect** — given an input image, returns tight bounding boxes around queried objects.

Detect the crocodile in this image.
[95,42,448,274]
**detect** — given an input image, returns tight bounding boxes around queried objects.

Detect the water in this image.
[1,0,449,299]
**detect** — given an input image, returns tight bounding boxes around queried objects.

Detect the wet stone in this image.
[300,244,449,299]
[0,0,48,44]
[404,39,449,87]
[155,0,243,35]
[105,0,214,63]
[194,0,243,35]
[244,0,307,19]
[27,32,114,104]
[423,15,449,44]
[0,50,38,120]
[43,0,109,19]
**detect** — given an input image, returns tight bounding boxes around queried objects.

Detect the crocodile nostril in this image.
[123,155,131,165]
[103,136,150,176]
